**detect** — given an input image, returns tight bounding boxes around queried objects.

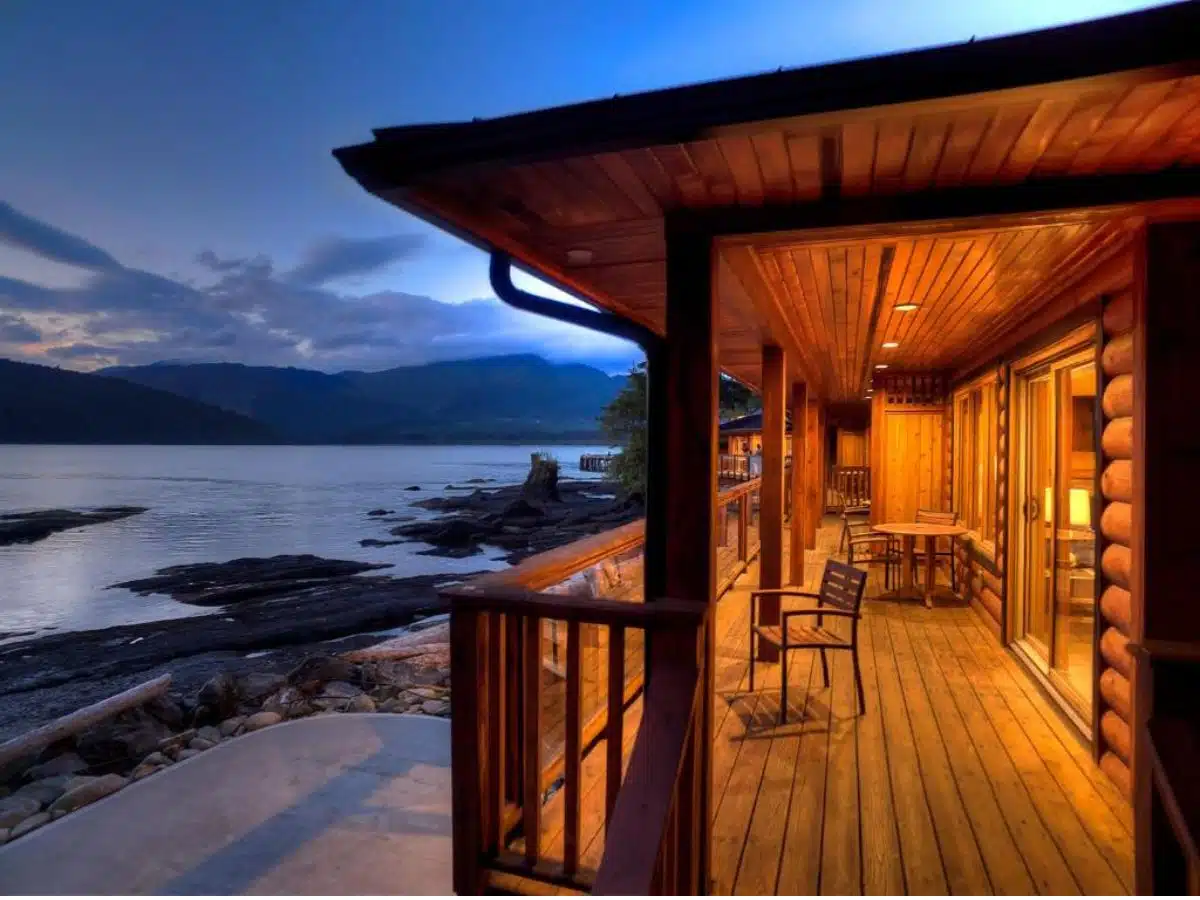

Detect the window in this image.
[953,379,998,545]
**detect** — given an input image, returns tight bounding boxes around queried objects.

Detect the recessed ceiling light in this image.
[881,341,899,349]
[895,303,919,312]
[875,364,889,369]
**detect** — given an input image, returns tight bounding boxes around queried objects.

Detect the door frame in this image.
[1006,322,1099,735]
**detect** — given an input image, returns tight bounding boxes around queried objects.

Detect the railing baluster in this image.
[563,619,582,876]
[522,614,542,868]
[486,611,505,854]
[606,625,625,825]
[449,609,484,894]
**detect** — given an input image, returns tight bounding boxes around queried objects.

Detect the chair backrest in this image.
[846,519,876,538]
[916,508,955,525]
[819,559,869,613]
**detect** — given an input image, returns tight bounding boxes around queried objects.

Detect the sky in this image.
[0,0,1166,375]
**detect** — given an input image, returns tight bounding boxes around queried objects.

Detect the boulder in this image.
[287,655,357,692]
[236,672,286,703]
[23,752,88,781]
[378,698,410,714]
[76,712,173,766]
[47,774,127,816]
[143,694,187,729]
[243,711,282,732]
[195,725,222,744]
[13,776,71,807]
[404,485,421,491]
[0,828,8,845]
[348,694,376,713]
[319,681,362,700]
[10,812,50,840]
[175,749,201,762]
[501,498,545,521]
[0,797,43,828]
[366,508,394,516]
[219,717,245,738]
[421,699,450,716]
[189,738,216,752]
[140,752,170,768]
[196,672,239,720]
[131,762,163,781]
[284,701,314,720]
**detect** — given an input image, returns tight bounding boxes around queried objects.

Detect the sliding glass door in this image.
[1012,345,1097,723]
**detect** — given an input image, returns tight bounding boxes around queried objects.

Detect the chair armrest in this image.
[781,607,859,620]
[751,588,820,599]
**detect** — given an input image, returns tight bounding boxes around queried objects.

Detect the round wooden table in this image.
[873,521,969,608]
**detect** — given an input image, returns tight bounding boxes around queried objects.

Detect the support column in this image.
[645,217,716,893]
[758,344,786,662]
[790,382,808,586]
[805,398,826,549]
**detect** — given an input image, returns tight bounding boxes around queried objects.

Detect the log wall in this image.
[1097,288,1135,798]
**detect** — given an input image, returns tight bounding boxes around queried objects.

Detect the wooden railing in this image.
[441,477,759,894]
[828,464,871,511]
[718,453,791,483]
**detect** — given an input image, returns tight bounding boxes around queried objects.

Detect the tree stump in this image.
[522,453,561,504]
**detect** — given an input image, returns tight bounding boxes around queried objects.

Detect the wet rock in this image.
[143,695,186,729]
[10,812,50,839]
[175,748,201,762]
[348,694,376,713]
[197,672,239,720]
[0,827,9,845]
[23,752,88,781]
[319,681,362,701]
[76,712,173,766]
[140,752,170,768]
[131,762,163,781]
[189,737,216,752]
[378,698,409,714]
[0,507,147,547]
[195,725,222,745]
[13,776,70,807]
[48,774,127,815]
[359,538,404,548]
[421,699,450,716]
[243,711,281,732]
[218,717,245,738]
[366,508,393,517]
[501,498,545,520]
[0,797,43,828]
[236,672,286,703]
[288,655,356,692]
[404,485,421,491]
[284,701,314,720]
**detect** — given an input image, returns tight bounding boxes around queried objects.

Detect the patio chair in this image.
[837,503,870,554]
[915,508,958,593]
[845,518,898,591]
[749,559,868,721]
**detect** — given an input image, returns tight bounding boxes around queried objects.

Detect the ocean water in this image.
[0,444,611,639]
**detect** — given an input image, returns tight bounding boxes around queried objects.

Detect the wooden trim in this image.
[790,381,809,585]
[1093,308,1109,764]
[444,584,708,628]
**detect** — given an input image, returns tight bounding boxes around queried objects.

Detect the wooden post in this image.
[758,344,786,662]
[1133,220,1200,895]
[644,216,717,892]
[805,397,821,550]
[790,382,808,586]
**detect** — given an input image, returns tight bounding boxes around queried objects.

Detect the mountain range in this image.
[0,352,627,446]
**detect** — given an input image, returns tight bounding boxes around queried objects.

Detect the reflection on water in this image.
[0,444,610,638]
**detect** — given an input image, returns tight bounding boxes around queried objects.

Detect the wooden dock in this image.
[579,453,613,474]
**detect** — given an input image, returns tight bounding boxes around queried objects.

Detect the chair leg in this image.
[749,632,756,693]
[819,648,829,687]
[853,650,865,715]
[780,648,788,724]
[950,539,958,593]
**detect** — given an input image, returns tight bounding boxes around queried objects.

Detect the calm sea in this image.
[0,445,611,639]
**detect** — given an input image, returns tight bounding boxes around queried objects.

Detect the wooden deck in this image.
[709,518,1133,895]
[526,518,1132,895]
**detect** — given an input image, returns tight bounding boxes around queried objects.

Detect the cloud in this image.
[286,234,427,286]
[0,205,641,374]
[0,202,122,272]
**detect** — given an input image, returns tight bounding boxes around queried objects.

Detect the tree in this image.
[600,363,762,496]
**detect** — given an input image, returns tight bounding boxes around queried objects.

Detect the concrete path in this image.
[0,714,451,895]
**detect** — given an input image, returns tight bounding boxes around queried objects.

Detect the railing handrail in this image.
[460,477,762,594]
[443,583,707,628]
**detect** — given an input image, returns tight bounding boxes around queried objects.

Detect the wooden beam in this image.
[790,381,809,585]
[804,397,821,549]
[644,216,717,890]
[758,344,787,662]
[691,169,1200,241]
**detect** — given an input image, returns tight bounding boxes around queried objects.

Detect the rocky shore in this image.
[0,506,147,547]
[0,622,451,846]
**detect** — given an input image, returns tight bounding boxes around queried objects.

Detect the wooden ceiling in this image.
[339,8,1200,397]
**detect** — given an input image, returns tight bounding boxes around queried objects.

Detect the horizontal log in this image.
[1103,375,1133,418]
[1101,709,1132,765]
[981,568,1002,596]
[1101,332,1134,377]
[1102,291,1134,337]
[970,595,1002,640]
[1101,543,1132,589]
[1099,752,1132,799]
[997,457,1007,481]
[970,574,984,598]
[979,586,1002,624]
[1100,584,1132,635]
[1101,459,1132,503]
[998,432,1007,456]
[1101,626,1133,678]
[1099,666,1132,720]
[0,674,171,769]
[1101,417,1133,460]
[1100,501,1131,546]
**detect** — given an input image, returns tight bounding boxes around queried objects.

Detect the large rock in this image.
[23,752,88,781]
[75,711,174,766]
[319,681,362,701]
[10,812,50,840]
[143,695,186,729]
[288,655,357,692]
[0,507,147,547]
[236,672,286,703]
[196,672,239,721]
[0,797,42,828]
[47,773,127,815]
[13,776,71,807]
[243,711,281,732]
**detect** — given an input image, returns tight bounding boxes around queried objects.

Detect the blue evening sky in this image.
[0,0,1163,373]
